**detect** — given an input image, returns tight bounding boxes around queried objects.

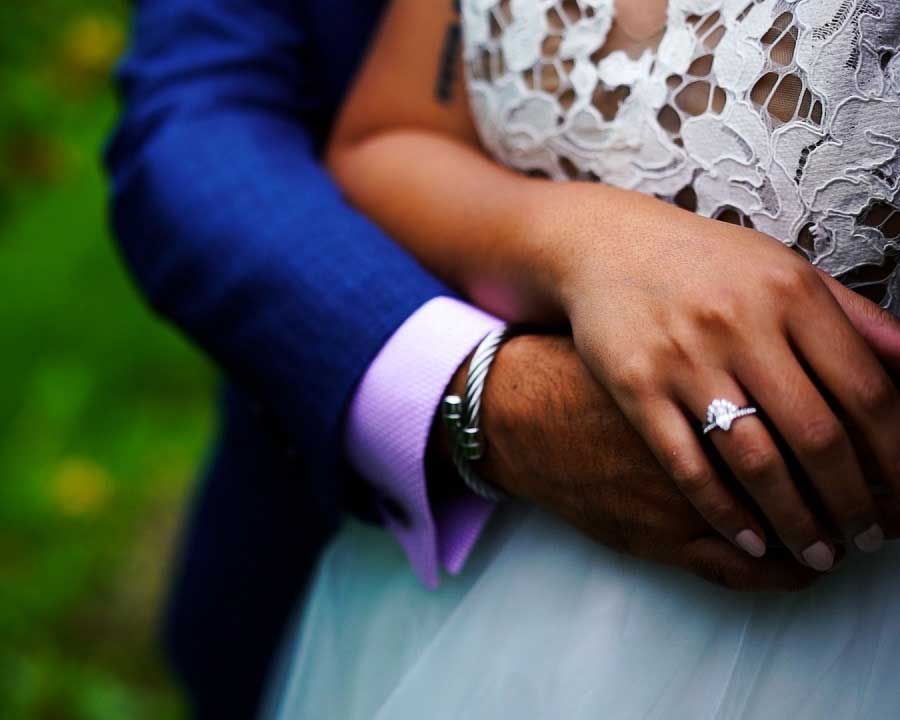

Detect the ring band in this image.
[703,398,758,435]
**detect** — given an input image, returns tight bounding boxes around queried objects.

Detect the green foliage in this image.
[1,2,213,717]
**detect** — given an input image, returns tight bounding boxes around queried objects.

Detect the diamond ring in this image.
[703,398,758,435]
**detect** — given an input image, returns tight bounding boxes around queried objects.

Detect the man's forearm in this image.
[106,0,449,511]
[345,298,500,587]
[423,333,829,592]
[427,334,626,521]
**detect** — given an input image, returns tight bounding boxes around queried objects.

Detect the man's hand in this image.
[431,334,825,592]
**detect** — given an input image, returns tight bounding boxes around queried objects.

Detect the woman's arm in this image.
[328,0,900,571]
[326,0,583,323]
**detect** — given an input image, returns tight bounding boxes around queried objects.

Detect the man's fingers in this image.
[877,496,900,539]
[679,537,821,593]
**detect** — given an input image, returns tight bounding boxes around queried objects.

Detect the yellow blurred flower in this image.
[51,458,113,517]
[61,15,125,80]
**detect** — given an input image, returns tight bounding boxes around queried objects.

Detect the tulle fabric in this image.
[269,506,900,719]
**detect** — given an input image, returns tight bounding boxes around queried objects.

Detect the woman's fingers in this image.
[679,377,834,571]
[816,269,900,372]
[736,342,884,555]
[787,286,900,498]
[623,397,769,558]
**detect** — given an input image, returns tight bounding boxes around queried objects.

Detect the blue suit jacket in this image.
[105,0,448,715]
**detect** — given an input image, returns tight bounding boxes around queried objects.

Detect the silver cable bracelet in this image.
[441,325,519,502]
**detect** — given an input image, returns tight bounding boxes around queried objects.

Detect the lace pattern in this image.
[462,0,900,313]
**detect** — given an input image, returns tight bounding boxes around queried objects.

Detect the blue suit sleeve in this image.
[105,0,448,511]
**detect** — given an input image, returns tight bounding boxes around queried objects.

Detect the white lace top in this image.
[462,0,900,313]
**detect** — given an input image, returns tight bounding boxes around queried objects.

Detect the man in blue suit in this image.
[106,1,842,716]
[106,2,418,715]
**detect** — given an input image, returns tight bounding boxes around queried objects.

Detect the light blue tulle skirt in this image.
[267,506,900,719]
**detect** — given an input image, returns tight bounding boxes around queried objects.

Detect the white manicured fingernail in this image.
[736,529,766,558]
[854,524,884,553]
[802,542,834,572]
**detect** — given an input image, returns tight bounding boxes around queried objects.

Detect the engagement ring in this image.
[703,398,757,435]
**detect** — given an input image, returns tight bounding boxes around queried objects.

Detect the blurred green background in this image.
[0,2,214,717]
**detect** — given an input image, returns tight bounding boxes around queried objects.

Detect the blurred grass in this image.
[0,2,214,718]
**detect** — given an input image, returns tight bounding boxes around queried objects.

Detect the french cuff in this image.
[345,296,503,588]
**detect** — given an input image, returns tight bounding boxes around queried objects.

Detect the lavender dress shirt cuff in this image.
[345,297,503,588]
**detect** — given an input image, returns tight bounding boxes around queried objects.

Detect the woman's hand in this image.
[321,0,900,573]
[432,334,823,591]
[536,184,900,571]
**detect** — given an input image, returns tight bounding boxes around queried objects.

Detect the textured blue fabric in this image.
[104,0,449,715]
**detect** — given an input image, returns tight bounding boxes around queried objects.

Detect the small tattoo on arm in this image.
[435,1,462,104]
